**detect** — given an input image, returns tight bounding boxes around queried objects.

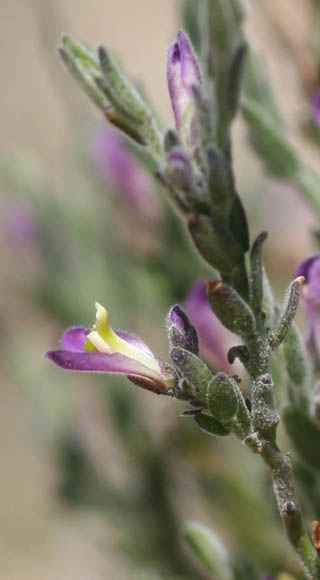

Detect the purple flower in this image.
[183,283,237,372]
[167,30,201,138]
[312,89,320,127]
[91,128,159,219]
[46,302,176,393]
[296,255,320,352]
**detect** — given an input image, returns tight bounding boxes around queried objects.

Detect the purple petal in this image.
[183,283,237,371]
[116,330,154,355]
[167,304,198,353]
[91,128,158,218]
[167,30,201,132]
[61,327,90,352]
[302,257,320,305]
[167,148,192,174]
[178,30,201,88]
[295,255,320,282]
[45,350,163,383]
[296,255,320,356]
[60,326,154,356]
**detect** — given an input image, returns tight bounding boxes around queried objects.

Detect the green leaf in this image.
[194,413,230,437]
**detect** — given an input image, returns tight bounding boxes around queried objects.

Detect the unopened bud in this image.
[207,372,239,422]
[207,281,255,337]
[170,346,213,401]
[252,374,279,440]
[188,215,245,277]
[167,305,199,354]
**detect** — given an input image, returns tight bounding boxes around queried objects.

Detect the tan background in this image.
[1,1,319,578]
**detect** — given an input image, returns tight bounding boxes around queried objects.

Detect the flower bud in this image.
[207,372,239,422]
[165,148,198,207]
[167,30,201,143]
[183,283,237,372]
[207,281,255,337]
[170,346,213,401]
[167,305,199,354]
[252,374,279,440]
[58,36,162,159]
[188,215,245,277]
[207,372,250,439]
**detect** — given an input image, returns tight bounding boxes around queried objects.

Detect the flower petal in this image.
[61,327,90,352]
[116,330,154,355]
[60,325,154,356]
[91,128,159,218]
[295,255,319,282]
[45,350,163,382]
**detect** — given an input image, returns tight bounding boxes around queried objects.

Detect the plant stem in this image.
[245,336,320,579]
[260,440,320,580]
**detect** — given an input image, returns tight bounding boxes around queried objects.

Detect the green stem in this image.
[245,336,320,579]
[260,441,320,580]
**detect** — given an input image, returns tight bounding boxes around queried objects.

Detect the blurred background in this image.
[1,0,320,578]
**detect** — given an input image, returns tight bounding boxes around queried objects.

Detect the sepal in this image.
[194,413,230,437]
[170,346,213,401]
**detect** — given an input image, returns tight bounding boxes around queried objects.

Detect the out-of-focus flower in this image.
[183,283,237,372]
[5,201,38,247]
[91,128,159,219]
[167,30,201,139]
[296,255,320,353]
[46,302,175,392]
[312,89,320,127]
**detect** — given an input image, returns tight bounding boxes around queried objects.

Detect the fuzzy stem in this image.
[245,334,320,579]
[261,441,320,580]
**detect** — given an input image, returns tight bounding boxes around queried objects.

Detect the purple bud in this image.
[183,283,238,372]
[167,305,199,354]
[167,30,201,137]
[166,148,194,193]
[91,128,159,219]
[296,255,320,354]
[312,89,320,127]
